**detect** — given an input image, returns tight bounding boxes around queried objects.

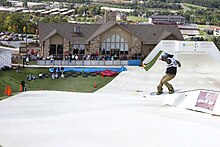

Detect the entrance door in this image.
[111,49,119,60]
[111,49,119,56]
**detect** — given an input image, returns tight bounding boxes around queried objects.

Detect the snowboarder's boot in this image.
[168,87,174,94]
[156,88,163,95]
[156,91,163,95]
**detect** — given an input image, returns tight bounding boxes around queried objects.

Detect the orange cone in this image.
[94,82,97,88]
[4,86,8,95]
[7,86,12,96]
[19,85,23,92]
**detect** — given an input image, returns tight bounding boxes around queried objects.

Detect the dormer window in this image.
[73,26,80,34]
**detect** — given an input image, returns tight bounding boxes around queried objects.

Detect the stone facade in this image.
[43,39,50,57]
[64,38,70,53]
[131,36,141,55]
[89,36,100,54]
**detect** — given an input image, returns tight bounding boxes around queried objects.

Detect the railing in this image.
[36,59,141,66]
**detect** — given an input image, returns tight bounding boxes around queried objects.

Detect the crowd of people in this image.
[40,53,144,61]
[51,66,65,80]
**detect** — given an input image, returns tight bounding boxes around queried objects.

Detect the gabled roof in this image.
[41,29,58,41]
[39,21,183,45]
[178,24,199,30]
[39,23,100,44]
[86,19,117,43]
[157,30,173,42]
[149,15,185,19]
[120,24,183,44]
[0,46,17,53]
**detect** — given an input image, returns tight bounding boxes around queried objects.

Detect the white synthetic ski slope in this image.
[1,91,220,147]
[97,52,220,95]
[175,53,220,91]
[0,52,220,146]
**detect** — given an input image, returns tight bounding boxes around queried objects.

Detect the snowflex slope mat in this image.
[147,52,220,92]
[97,53,220,95]
[97,41,220,95]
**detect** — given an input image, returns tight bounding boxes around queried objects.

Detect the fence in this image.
[36,59,141,66]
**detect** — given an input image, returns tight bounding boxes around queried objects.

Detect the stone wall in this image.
[89,36,100,54]
[131,36,141,55]
[64,38,70,53]
[43,39,50,57]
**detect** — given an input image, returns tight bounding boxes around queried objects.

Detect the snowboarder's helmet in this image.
[161,52,169,58]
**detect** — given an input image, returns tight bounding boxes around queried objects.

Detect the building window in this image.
[72,44,85,55]
[101,34,128,55]
[49,44,63,59]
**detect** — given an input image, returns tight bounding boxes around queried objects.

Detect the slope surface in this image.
[0,52,220,147]
[0,91,220,147]
[97,52,220,94]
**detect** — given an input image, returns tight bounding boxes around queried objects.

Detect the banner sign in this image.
[195,91,219,111]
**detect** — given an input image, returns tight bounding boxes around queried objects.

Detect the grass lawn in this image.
[198,25,209,30]
[183,3,207,10]
[127,16,148,22]
[0,67,115,99]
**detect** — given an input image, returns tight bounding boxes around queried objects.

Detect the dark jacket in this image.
[161,57,181,74]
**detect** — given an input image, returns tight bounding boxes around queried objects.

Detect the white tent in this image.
[0,46,17,70]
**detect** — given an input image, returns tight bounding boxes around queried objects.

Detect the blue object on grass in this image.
[49,66,127,73]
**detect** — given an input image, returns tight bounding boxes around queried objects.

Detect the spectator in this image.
[51,73,55,79]
[53,67,57,73]
[69,53,72,63]
[75,54,78,60]
[50,55,54,63]
[16,65,21,72]
[61,73,65,79]
[20,80,26,91]
[61,66,64,74]
[26,56,29,65]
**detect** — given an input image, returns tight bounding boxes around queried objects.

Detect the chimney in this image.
[104,11,116,23]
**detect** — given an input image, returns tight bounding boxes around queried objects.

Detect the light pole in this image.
[26,21,28,53]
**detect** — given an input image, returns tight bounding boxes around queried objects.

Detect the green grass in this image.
[0,67,115,99]
[198,25,209,29]
[127,16,148,22]
[199,30,207,36]
[183,3,207,10]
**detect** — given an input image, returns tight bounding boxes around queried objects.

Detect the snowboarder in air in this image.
[156,52,181,95]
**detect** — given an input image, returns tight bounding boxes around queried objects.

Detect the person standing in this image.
[21,80,26,91]
[26,56,29,65]
[157,52,181,95]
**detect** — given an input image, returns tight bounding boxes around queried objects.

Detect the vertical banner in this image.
[195,91,219,111]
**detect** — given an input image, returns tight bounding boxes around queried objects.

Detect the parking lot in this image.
[0,32,38,48]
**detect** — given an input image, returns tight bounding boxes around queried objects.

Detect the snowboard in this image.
[150,89,181,96]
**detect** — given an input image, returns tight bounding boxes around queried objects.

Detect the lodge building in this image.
[39,13,183,61]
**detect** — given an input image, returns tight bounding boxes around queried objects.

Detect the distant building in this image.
[116,13,127,21]
[27,2,47,10]
[178,24,200,38]
[100,7,134,13]
[38,12,183,60]
[214,28,220,37]
[209,26,220,37]
[60,9,75,16]
[0,46,15,70]
[0,6,24,12]
[8,1,47,9]
[149,15,185,25]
